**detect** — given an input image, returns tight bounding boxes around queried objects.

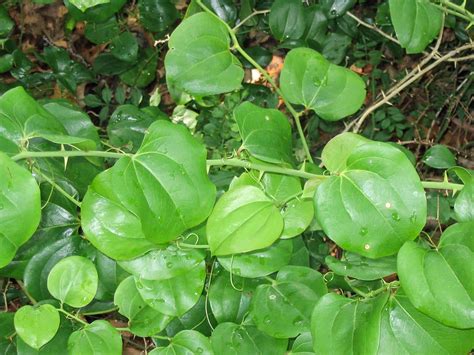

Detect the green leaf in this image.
[119,245,205,280]
[290,333,314,354]
[82,120,216,260]
[138,0,179,32]
[217,239,293,278]
[114,276,173,336]
[165,296,213,337]
[149,330,213,355]
[321,0,356,18]
[451,167,474,222]
[64,0,126,22]
[326,252,397,280]
[398,227,474,328]
[68,320,122,355]
[207,185,284,255]
[14,305,60,350]
[250,266,326,338]
[134,261,205,317]
[280,48,366,121]
[234,102,293,165]
[110,32,138,62]
[281,199,314,239]
[164,12,244,97]
[269,0,306,41]
[313,288,474,354]
[304,5,328,43]
[23,232,84,301]
[15,314,73,355]
[68,0,110,12]
[120,48,157,88]
[315,137,427,258]
[389,0,443,54]
[107,105,166,153]
[84,17,119,44]
[47,256,98,307]
[203,0,238,25]
[211,322,288,354]
[0,153,41,268]
[422,145,456,169]
[0,6,14,38]
[209,270,266,324]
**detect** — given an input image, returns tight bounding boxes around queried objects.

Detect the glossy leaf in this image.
[82,120,216,260]
[107,105,166,153]
[0,153,41,268]
[234,102,293,165]
[269,0,306,41]
[150,330,213,355]
[210,322,288,355]
[119,245,206,280]
[209,270,266,324]
[14,305,60,350]
[203,0,238,25]
[280,48,366,121]
[68,320,122,355]
[24,233,84,302]
[312,289,474,354]
[398,226,474,328]
[134,261,205,317]
[207,185,284,255]
[326,252,397,281]
[249,267,326,338]
[165,12,244,97]
[315,136,427,258]
[119,48,157,88]
[69,0,110,12]
[47,256,98,307]
[451,167,474,222]
[422,145,456,169]
[110,32,138,62]
[138,0,179,32]
[389,0,443,54]
[217,239,293,278]
[114,276,173,336]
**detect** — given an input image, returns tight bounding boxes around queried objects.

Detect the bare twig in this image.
[346,42,474,133]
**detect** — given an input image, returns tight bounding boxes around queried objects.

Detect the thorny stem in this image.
[195,0,314,163]
[346,277,400,299]
[12,150,465,191]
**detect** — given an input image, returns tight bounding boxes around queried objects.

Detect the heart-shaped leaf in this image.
[249,266,327,338]
[326,252,397,281]
[149,330,213,355]
[311,290,474,354]
[14,304,60,350]
[114,276,173,336]
[0,153,41,268]
[234,102,294,165]
[451,167,474,222]
[134,261,206,317]
[398,222,474,328]
[68,320,122,355]
[82,120,216,260]
[209,270,267,324]
[217,239,293,278]
[315,135,427,258]
[119,245,206,280]
[280,48,366,121]
[47,255,98,307]
[389,0,443,54]
[211,323,288,354]
[164,12,244,98]
[207,185,284,255]
[269,0,306,41]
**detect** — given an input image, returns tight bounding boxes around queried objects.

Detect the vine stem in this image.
[207,158,325,180]
[11,150,465,191]
[12,150,128,161]
[33,167,82,208]
[233,9,270,32]
[58,307,88,326]
[195,0,314,163]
